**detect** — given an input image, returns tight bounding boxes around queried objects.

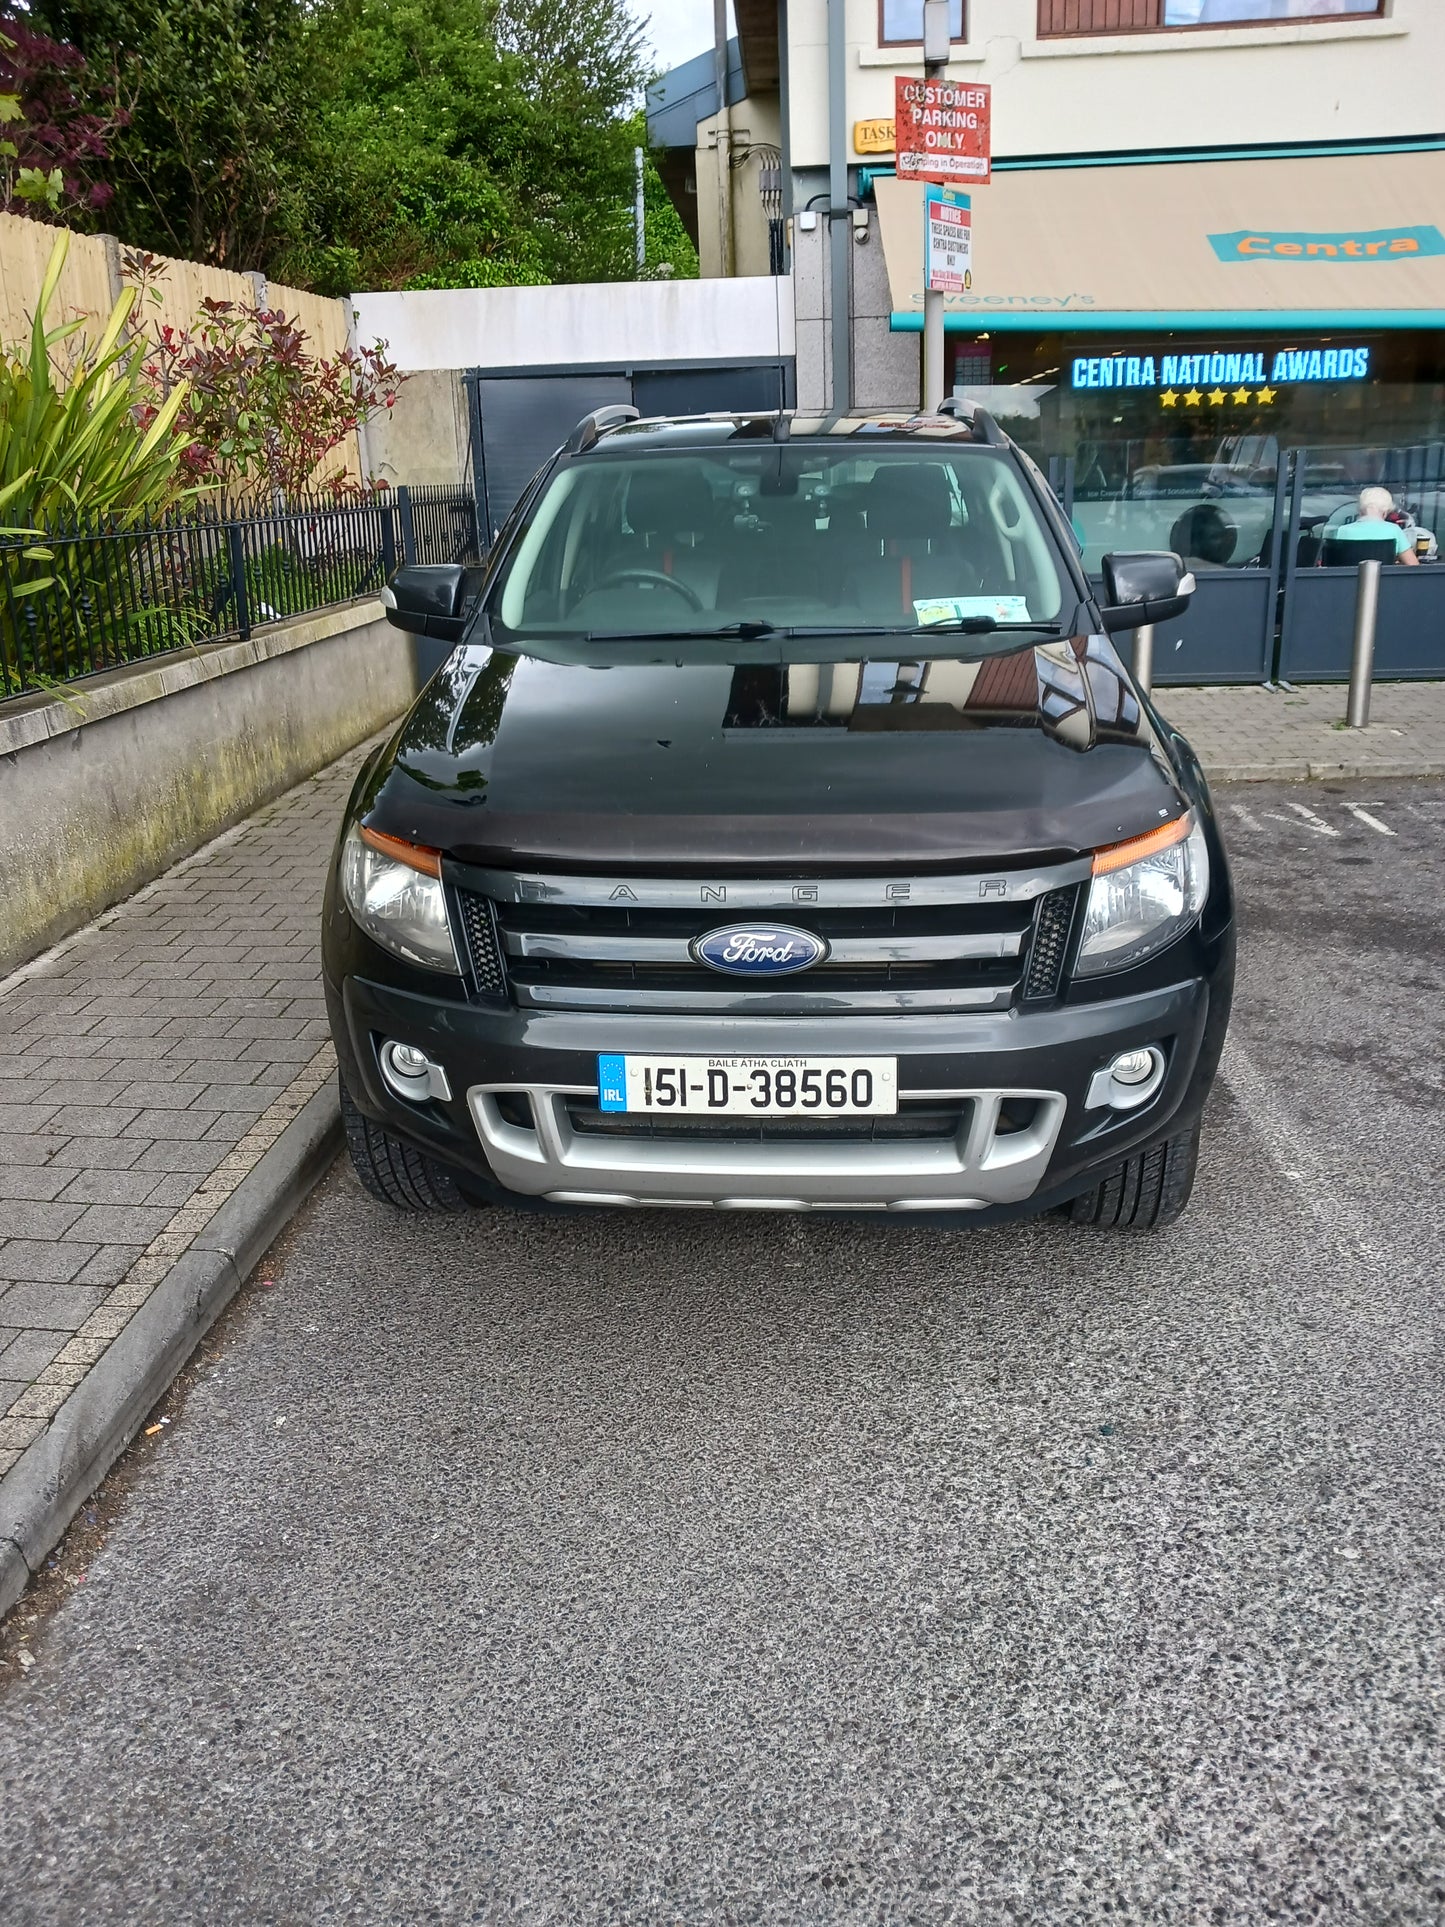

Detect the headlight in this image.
[1076,812,1210,977]
[340,824,459,972]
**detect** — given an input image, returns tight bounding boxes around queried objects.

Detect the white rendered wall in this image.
[350,276,796,374]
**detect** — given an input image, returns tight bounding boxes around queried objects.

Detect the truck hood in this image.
[362,633,1186,869]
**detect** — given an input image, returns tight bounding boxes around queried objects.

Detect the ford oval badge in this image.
[690,923,829,977]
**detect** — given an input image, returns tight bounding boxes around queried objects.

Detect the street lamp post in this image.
[634,146,646,275]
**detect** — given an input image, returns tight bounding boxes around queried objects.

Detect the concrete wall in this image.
[350,276,796,374]
[785,0,1435,169]
[361,369,471,490]
[0,603,416,976]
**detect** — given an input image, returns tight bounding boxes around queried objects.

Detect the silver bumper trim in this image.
[513,982,1015,1014]
[466,1081,1067,1209]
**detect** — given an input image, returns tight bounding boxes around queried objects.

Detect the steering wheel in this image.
[592,568,704,610]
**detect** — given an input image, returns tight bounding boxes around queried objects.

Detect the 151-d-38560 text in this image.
[597,1055,899,1117]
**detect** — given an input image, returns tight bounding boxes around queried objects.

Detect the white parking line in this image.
[1221,1037,1389,1283]
[1344,804,1397,837]
[1227,802,1266,835]
[1267,802,1341,837]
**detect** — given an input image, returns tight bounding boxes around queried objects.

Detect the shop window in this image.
[1038,0,1382,35]
[881,0,967,45]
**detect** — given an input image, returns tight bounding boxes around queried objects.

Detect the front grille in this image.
[564,1100,970,1144]
[451,862,1090,1015]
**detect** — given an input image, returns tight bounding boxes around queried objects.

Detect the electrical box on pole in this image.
[923,0,951,66]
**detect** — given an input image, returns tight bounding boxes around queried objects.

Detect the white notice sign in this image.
[924,185,972,294]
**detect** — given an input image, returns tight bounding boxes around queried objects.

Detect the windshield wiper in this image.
[909,618,1065,636]
[584,619,778,641]
[775,620,1066,639]
[578,617,1064,643]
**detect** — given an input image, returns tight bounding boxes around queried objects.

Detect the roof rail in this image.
[934,396,1008,447]
[565,404,641,455]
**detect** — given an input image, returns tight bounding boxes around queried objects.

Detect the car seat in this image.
[620,466,727,606]
[1321,534,1398,567]
[843,466,986,620]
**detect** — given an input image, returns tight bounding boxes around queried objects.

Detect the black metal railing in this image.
[0,483,481,699]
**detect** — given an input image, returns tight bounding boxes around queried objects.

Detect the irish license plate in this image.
[596,1055,897,1117]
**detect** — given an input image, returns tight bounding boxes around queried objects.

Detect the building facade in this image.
[650,0,1445,569]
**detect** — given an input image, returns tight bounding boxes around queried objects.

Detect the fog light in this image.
[378,1039,450,1103]
[1085,1044,1166,1113]
[1110,1049,1156,1086]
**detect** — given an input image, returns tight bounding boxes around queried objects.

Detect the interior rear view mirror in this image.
[1098,551,1197,633]
[382,564,472,641]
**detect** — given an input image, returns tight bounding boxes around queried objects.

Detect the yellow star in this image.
[1231,387,1252,405]
[1160,389,1179,408]
[1208,387,1227,406]
[1183,388,1203,408]
[1256,385,1277,404]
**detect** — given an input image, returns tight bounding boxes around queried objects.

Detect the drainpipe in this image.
[713,0,735,277]
[778,0,793,272]
[827,0,850,411]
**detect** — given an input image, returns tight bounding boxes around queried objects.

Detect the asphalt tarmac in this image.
[2,781,1443,1925]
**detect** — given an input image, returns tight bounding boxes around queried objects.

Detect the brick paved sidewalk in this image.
[1159,679,1445,780]
[0,748,369,1479]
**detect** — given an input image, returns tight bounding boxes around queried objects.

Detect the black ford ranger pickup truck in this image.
[322,405,1233,1230]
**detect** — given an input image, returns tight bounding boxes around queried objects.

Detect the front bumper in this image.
[326,956,1232,1219]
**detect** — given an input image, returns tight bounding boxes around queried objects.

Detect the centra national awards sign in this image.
[1071,346,1373,391]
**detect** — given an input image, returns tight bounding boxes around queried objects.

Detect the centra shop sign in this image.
[1070,346,1372,390]
[1209,226,1445,263]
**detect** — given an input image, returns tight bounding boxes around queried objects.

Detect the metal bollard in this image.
[1132,622,1155,698]
[1346,558,1382,730]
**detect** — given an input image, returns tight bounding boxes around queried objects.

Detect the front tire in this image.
[1066,1120,1201,1231]
[339,1075,475,1212]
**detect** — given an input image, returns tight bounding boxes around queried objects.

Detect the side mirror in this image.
[382,563,471,641]
[1098,551,1197,633]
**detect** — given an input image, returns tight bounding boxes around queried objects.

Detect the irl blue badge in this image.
[597,1054,627,1112]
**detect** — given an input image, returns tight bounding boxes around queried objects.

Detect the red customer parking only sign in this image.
[894,77,991,185]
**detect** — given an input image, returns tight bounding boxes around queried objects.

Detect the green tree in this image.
[492,0,644,120]
[31,0,310,267]
[281,0,653,295]
[27,0,675,295]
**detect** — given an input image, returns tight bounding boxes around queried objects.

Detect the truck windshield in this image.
[489,446,1067,645]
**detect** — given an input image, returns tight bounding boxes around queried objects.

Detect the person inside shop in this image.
[1330,487,1419,566]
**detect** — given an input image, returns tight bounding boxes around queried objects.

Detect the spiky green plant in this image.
[0,230,196,528]
[0,233,202,690]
